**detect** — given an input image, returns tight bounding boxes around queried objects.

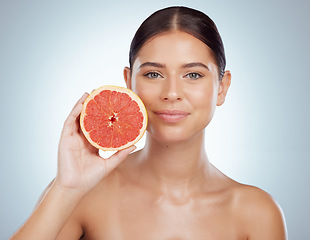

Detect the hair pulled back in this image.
[129,6,226,80]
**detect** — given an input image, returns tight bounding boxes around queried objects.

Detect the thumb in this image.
[104,145,136,174]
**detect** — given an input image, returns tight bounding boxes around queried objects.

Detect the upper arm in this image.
[56,214,84,240]
[248,198,287,239]
[241,187,287,240]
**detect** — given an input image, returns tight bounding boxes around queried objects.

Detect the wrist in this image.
[52,178,86,202]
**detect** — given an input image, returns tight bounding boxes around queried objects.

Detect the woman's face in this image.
[124,31,230,144]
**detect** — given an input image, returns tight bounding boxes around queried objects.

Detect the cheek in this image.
[186,86,218,129]
[132,81,157,108]
[187,84,218,110]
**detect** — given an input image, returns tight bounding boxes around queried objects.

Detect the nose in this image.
[160,75,183,101]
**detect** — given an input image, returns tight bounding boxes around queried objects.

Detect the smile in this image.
[154,110,190,123]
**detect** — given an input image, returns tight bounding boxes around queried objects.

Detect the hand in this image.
[55,93,135,195]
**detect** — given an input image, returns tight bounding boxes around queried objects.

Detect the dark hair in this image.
[129,6,226,80]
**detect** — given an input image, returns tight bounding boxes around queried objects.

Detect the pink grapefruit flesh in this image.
[80,85,147,151]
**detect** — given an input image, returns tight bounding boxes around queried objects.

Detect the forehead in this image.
[133,31,216,67]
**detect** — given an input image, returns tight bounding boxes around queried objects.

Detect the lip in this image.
[154,110,190,123]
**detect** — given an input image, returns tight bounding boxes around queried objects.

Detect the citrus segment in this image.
[80,85,147,151]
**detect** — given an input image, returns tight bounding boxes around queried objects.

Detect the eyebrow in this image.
[138,62,165,69]
[137,61,210,71]
[181,62,210,71]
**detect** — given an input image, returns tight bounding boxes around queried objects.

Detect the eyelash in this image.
[143,71,162,79]
[185,72,204,80]
[143,71,204,80]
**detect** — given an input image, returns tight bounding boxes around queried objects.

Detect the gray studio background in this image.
[1,0,309,239]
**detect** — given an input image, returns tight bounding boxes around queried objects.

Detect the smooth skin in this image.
[11,31,287,240]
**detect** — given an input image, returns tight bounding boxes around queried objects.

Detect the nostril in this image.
[163,96,182,101]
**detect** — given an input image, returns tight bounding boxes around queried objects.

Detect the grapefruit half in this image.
[80,85,147,151]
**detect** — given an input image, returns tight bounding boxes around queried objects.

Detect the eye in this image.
[185,72,204,80]
[144,71,162,79]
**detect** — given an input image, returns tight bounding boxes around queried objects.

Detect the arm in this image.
[242,187,287,240]
[11,182,84,240]
[11,93,135,240]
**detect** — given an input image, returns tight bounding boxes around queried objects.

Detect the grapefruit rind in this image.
[80,85,147,151]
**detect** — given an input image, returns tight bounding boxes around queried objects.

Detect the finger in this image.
[104,145,137,174]
[63,93,89,128]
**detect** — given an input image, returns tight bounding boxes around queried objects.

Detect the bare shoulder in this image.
[231,183,287,240]
[232,183,280,208]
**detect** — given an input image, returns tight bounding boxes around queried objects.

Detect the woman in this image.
[11,6,287,240]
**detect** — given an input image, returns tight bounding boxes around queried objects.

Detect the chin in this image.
[147,125,205,145]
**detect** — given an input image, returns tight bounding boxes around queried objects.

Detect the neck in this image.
[138,131,211,196]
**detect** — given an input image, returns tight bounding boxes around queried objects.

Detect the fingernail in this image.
[129,145,137,152]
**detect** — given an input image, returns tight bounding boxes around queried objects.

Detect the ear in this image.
[217,70,231,106]
[123,67,132,89]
